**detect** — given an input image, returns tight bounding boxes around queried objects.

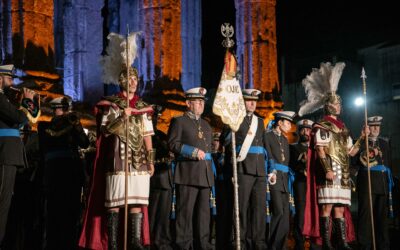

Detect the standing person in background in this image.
[356,116,392,250]
[0,64,40,247]
[265,111,296,250]
[149,105,174,250]
[289,119,316,250]
[167,87,214,250]
[38,96,89,250]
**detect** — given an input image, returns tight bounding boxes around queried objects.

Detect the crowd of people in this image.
[0,59,398,250]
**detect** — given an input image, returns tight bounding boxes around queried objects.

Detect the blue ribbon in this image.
[0,129,20,137]
[361,164,394,218]
[44,149,77,161]
[269,161,296,215]
[170,150,217,219]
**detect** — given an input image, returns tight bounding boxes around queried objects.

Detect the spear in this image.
[123,24,130,250]
[360,67,376,250]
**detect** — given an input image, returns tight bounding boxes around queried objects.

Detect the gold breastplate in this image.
[320,120,349,167]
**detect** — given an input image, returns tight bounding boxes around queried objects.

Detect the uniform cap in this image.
[242,89,261,100]
[185,87,207,100]
[273,111,296,122]
[367,116,383,126]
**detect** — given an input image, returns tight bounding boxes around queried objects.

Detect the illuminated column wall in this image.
[181,0,202,90]
[62,0,103,102]
[11,0,54,70]
[235,0,280,92]
[0,0,13,63]
[235,0,282,119]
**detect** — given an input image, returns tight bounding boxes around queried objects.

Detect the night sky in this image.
[201,1,400,88]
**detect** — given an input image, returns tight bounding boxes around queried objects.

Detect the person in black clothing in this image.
[149,106,174,250]
[289,119,314,250]
[38,96,89,250]
[220,88,267,250]
[265,111,295,250]
[0,64,40,247]
[167,87,214,250]
[356,116,392,250]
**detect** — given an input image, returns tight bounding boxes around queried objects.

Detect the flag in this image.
[212,50,246,132]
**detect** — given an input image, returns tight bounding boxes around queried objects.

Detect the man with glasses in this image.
[167,87,214,250]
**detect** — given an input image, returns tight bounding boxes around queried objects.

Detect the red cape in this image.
[302,131,355,245]
[78,96,151,250]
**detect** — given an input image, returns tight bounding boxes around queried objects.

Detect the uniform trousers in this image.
[357,191,390,250]
[268,190,289,250]
[237,174,266,250]
[0,165,17,245]
[175,184,212,250]
[149,187,173,250]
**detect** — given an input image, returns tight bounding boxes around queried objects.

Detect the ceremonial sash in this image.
[171,148,217,219]
[0,129,20,137]
[237,115,258,162]
[361,164,394,217]
[269,161,296,215]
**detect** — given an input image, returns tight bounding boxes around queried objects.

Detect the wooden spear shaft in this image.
[361,67,376,250]
[123,25,130,250]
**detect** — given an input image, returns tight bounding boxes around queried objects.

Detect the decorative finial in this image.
[361,67,367,80]
[221,23,235,48]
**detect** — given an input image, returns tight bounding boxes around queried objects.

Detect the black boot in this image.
[334,217,352,250]
[130,212,145,250]
[107,212,119,250]
[320,217,334,250]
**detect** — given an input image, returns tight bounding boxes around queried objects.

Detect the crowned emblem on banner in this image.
[213,23,246,132]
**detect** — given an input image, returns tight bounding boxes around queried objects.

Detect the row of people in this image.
[0,62,395,250]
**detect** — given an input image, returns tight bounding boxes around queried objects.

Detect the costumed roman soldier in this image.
[79,32,154,250]
[167,87,215,250]
[0,64,40,246]
[300,62,363,250]
[265,110,296,250]
[149,105,174,250]
[38,96,90,249]
[289,119,317,250]
[356,116,393,250]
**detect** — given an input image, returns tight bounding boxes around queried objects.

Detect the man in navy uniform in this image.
[264,110,296,250]
[289,119,314,250]
[0,64,39,246]
[220,88,268,250]
[149,106,174,250]
[167,87,214,250]
[38,96,89,249]
[356,116,392,250]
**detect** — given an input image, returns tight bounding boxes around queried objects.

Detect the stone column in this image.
[235,0,282,119]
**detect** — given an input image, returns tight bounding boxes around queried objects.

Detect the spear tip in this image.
[361,67,367,79]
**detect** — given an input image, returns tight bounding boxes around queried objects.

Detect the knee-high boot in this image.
[107,212,119,250]
[130,212,144,250]
[334,217,352,250]
[320,217,334,250]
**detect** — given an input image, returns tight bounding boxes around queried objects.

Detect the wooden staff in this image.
[123,24,130,250]
[231,131,241,250]
[361,67,376,250]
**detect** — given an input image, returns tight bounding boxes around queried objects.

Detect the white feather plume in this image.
[100,32,141,85]
[298,62,346,116]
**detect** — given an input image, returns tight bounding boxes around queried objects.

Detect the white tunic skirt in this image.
[105,170,150,208]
